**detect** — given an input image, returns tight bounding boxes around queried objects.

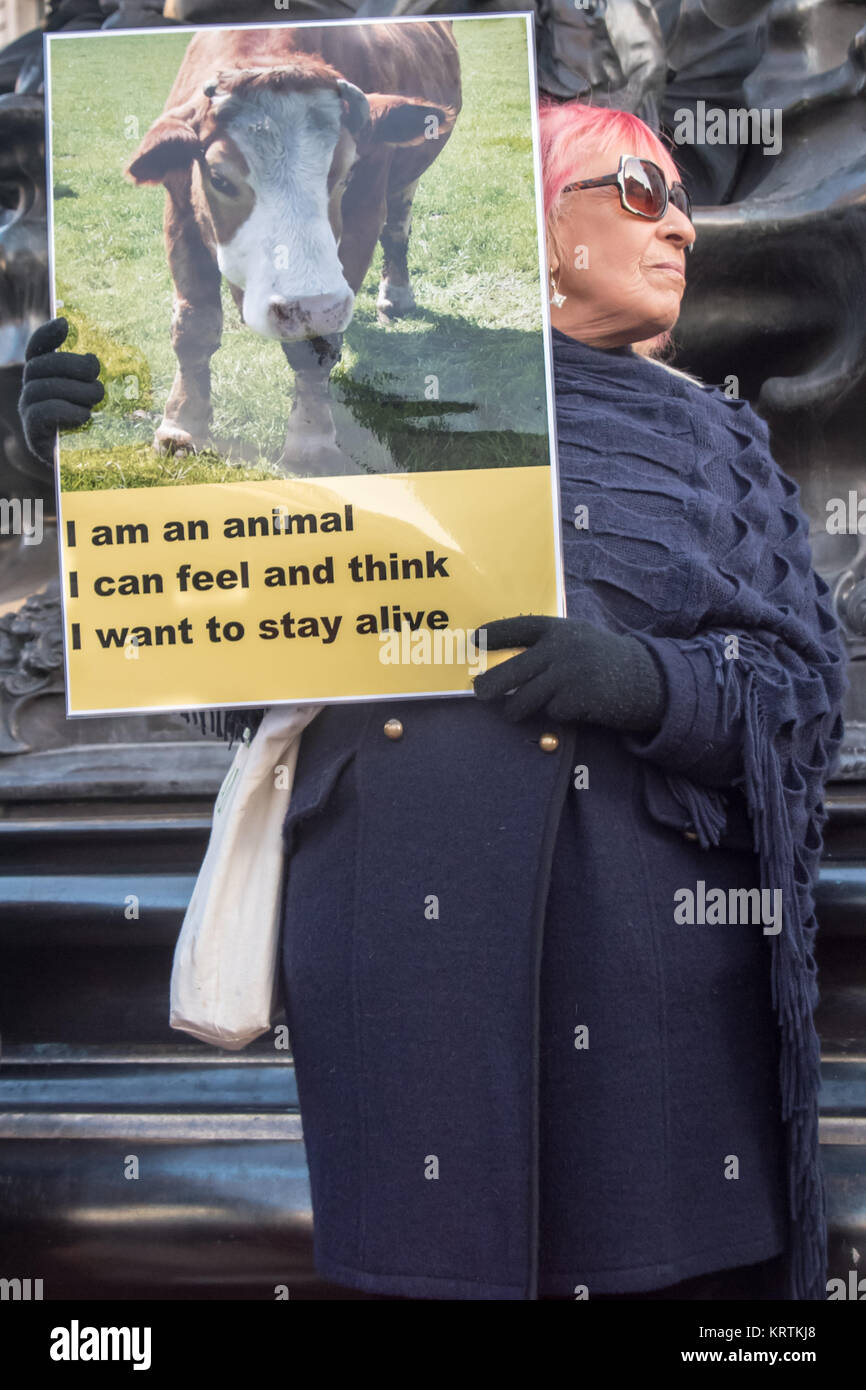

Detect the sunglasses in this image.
[562,154,694,251]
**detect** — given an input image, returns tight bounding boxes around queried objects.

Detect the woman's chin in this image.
[635,308,681,341]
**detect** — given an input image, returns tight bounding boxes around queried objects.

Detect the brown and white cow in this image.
[124,22,461,474]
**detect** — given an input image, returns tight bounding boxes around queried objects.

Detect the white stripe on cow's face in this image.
[209,86,355,341]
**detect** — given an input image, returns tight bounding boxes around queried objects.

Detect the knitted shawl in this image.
[549,327,847,1301]
[184,326,848,1299]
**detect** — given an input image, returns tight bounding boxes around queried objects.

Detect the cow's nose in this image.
[268,291,353,339]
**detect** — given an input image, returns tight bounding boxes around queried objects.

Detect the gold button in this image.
[383,718,404,740]
[539,733,559,753]
[683,830,698,841]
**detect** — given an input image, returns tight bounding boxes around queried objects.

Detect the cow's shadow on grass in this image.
[322,309,551,476]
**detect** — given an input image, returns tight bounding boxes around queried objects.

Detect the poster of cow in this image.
[44,14,563,718]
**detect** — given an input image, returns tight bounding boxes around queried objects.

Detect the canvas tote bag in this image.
[170,701,323,1050]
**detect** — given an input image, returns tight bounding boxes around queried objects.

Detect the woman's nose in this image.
[663,207,696,253]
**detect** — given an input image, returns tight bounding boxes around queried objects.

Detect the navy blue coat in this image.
[279,688,787,1299]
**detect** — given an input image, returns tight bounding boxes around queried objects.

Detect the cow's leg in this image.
[154,191,222,457]
[377,178,420,324]
[277,333,361,476]
[277,163,390,476]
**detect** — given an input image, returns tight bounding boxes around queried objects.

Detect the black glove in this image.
[470,614,666,733]
[18,317,104,465]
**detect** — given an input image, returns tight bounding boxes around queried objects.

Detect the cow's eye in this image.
[209,169,238,196]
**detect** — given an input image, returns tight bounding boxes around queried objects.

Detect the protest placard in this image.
[45,12,563,715]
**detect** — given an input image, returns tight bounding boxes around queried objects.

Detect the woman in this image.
[19,100,847,1303]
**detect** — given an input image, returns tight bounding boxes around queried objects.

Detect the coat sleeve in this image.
[618,608,847,794]
[617,631,747,789]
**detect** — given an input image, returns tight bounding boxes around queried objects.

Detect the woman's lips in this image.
[649,263,685,279]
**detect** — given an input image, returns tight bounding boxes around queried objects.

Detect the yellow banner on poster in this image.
[61,467,562,714]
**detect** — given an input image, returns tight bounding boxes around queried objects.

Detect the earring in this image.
[549,267,566,308]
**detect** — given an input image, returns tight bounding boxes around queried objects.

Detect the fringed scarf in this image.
[181,705,267,749]
[550,326,848,1300]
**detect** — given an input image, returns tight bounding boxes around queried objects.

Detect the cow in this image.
[124,22,461,475]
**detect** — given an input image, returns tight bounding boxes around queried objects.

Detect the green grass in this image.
[49,17,550,489]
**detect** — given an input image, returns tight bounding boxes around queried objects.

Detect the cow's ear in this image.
[362,95,458,149]
[336,80,370,139]
[124,108,202,186]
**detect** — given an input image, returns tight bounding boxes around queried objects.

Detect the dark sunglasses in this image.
[562,154,694,251]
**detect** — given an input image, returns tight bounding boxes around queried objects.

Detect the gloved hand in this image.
[18,317,104,465]
[470,614,666,732]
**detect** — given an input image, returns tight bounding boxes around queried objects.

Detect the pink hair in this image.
[538,99,684,359]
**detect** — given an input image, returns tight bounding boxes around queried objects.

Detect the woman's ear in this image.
[545,230,560,279]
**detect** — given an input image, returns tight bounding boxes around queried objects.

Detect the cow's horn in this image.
[336,80,370,137]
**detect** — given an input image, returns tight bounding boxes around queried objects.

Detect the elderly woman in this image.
[20,99,847,1303]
